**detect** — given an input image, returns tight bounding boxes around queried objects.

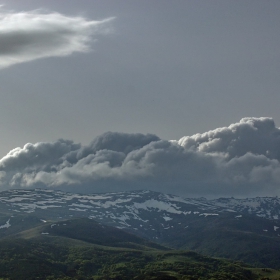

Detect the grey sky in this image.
[0,0,279,155]
[0,1,279,197]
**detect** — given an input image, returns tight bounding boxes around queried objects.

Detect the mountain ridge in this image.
[1,188,280,268]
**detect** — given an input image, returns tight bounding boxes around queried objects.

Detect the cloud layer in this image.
[1,118,280,198]
[0,8,113,69]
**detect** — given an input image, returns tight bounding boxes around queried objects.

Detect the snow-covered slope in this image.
[1,189,280,240]
[1,189,280,218]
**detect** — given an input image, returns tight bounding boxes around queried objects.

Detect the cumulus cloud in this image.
[0,7,114,68]
[1,118,280,198]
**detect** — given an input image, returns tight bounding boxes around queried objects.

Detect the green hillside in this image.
[159,213,280,269]
[0,238,262,280]
[0,217,278,280]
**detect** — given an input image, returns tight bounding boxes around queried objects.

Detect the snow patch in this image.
[0,219,11,229]
[199,213,219,217]
[133,199,182,214]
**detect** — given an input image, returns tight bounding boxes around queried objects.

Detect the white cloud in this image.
[0,8,114,69]
[1,118,280,198]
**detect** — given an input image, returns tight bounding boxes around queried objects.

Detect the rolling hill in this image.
[0,217,276,280]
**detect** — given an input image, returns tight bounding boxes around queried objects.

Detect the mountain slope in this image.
[16,218,166,251]
[0,217,272,280]
[1,189,280,268]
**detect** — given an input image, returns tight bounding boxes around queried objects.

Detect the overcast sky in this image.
[0,1,280,197]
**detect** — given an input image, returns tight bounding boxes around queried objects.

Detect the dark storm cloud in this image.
[0,118,280,197]
[0,7,114,69]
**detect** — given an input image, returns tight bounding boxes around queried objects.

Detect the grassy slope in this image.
[0,217,278,279]
[161,214,280,269]
[0,238,262,280]
[15,218,167,251]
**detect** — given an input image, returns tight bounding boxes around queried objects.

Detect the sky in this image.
[0,0,280,197]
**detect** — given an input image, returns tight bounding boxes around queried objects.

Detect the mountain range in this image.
[1,188,280,269]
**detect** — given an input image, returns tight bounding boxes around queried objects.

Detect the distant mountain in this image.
[1,189,280,268]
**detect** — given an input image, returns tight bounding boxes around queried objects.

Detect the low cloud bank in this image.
[1,118,280,197]
[0,7,113,69]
